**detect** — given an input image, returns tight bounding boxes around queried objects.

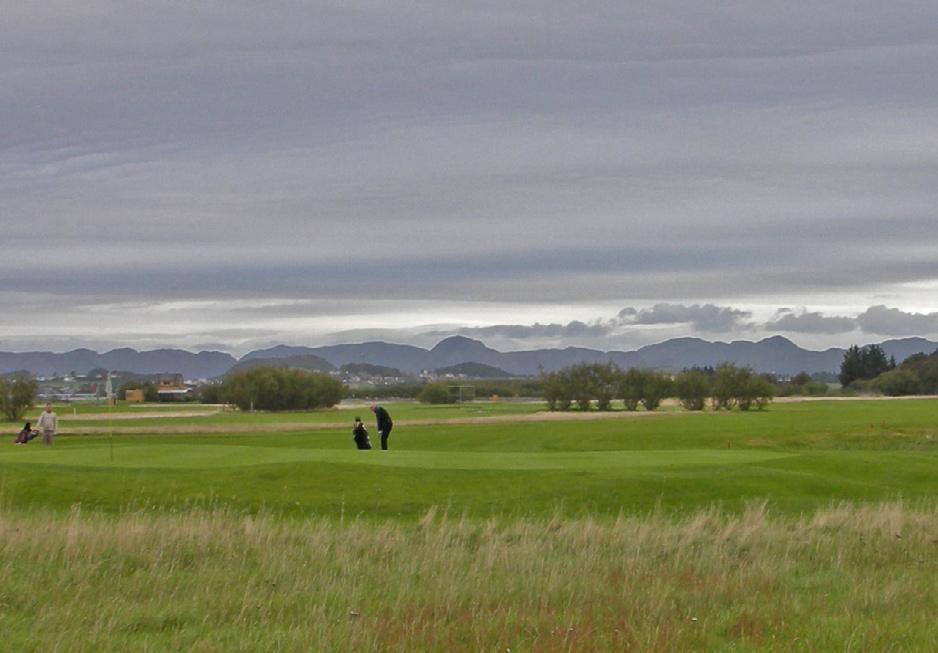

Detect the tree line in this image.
[839,344,938,396]
[838,344,896,388]
[539,362,775,412]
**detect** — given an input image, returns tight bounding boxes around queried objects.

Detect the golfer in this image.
[370,404,393,450]
[35,403,58,446]
[352,417,372,450]
[14,421,37,445]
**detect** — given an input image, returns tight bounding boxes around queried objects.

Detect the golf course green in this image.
[2,398,936,517]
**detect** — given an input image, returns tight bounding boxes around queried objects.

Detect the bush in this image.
[618,368,645,411]
[221,367,345,411]
[803,381,829,397]
[568,364,595,411]
[674,370,710,410]
[640,371,672,411]
[564,363,618,411]
[199,384,224,404]
[711,363,744,410]
[542,365,676,412]
[737,375,776,411]
[0,375,38,422]
[899,349,938,394]
[874,369,920,396]
[541,370,572,411]
[712,363,775,410]
[591,363,618,411]
[776,371,825,397]
[847,378,878,395]
[417,382,452,404]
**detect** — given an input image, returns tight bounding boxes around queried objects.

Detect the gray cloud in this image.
[764,309,858,334]
[426,303,938,351]
[431,320,613,341]
[618,304,754,332]
[856,305,938,336]
[760,306,938,337]
[424,303,758,346]
[2,3,938,350]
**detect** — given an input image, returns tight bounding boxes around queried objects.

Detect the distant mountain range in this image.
[2,336,937,379]
[239,335,938,377]
[0,348,236,379]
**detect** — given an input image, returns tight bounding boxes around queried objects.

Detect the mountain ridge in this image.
[2,336,936,379]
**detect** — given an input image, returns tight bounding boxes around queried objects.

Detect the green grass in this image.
[0,443,794,470]
[2,398,937,651]
[1,399,937,518]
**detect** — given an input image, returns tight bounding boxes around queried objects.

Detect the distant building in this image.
[157,373,192,401]
[125,389,145,403]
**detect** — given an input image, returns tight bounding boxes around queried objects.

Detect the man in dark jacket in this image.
[370,404,393,450]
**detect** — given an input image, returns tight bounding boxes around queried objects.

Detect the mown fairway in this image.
[2,398,938,651]
[1,398,937,518]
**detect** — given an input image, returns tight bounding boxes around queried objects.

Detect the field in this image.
[2,398,937,650]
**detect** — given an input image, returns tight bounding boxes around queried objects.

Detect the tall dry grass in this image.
[1,503,936,652]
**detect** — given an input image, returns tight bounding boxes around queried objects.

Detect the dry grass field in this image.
[2,503,936,652]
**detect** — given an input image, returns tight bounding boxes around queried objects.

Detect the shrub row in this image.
[541,362,775,412]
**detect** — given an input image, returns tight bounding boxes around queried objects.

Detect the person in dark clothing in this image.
[352,417,372,450]
[370,404,393,450]
[14,422,37,445]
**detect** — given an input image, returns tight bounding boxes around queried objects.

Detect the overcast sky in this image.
[3,2,937,355]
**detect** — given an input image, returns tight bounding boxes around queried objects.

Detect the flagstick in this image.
[106,371,114,463]
[109,399,114,463]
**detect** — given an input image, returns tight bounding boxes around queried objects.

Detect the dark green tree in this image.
[861,344,894,379]
[841,344,895,388]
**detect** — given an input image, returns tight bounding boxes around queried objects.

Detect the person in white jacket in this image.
[35,403,58,446]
